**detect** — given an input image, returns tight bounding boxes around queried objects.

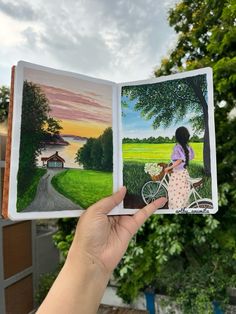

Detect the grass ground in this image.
[123,161,211,209]
[51,169,113,208]
[122,142,203,163]
[122,141,211,209]
[17,168,47,211]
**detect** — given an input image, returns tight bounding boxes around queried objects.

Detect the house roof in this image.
[41,151,65,163]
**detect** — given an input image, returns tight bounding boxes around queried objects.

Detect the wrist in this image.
[37,246,110,314]
[64,248,110,313]
[66,245,111,281]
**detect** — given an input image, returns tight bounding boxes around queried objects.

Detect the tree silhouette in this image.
[75,127,112,171]
[18,81,50,195]
[18,81,63,196]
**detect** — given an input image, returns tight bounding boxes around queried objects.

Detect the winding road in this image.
[23,169,83,212]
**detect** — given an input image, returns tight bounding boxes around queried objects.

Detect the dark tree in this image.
[18,81,50,195]
[46,117,63,135]
[100,127,113,171]
[91,138,103,170]
[76,127,113,171]
[76,138,96,170]
[0,86,10,122]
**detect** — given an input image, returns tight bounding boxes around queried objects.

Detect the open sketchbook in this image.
[2,61,218,220]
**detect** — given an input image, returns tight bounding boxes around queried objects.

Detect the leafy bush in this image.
[114,215,220,303]
[157,251,236,313]
[53,218,77,259]
[123,162,150,196]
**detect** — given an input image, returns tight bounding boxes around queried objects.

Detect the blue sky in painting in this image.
[121,96,202,139]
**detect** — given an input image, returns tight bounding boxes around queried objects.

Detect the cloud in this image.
[0,0,178,86]
[0,0,36,20]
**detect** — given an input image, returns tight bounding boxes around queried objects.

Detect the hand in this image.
[37,188,167,314]
[69,186,167,275]
[164,167,171,174]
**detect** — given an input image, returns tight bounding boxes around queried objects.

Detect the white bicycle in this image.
[141,164,213,209]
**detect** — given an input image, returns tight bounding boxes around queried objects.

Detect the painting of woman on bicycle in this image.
[121,68,218,214]
[164,126,194,209]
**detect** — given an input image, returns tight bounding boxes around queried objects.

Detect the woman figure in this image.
[164,126,194,208]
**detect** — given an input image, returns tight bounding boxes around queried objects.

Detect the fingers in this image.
[133,197,167,230]
[88,186,127,215]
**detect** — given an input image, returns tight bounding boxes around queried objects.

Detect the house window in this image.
[48,161,63,168]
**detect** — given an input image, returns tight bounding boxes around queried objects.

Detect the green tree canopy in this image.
[123,75,207,131]
[0,86,10,122]
[75,127,113,171]
[18,81,63,196]
[18,81,50,195]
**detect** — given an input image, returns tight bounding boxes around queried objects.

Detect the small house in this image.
[41,151,65,168]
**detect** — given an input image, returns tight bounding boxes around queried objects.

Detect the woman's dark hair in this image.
[175,126,190,167]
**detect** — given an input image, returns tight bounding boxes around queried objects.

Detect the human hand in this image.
[37,188,167,314]
[164,167,171,174]
[69,187,167,275]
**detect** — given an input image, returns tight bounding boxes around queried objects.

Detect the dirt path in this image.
[23,169,83,212]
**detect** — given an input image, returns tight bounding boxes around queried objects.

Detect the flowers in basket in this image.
[144,163,163,181]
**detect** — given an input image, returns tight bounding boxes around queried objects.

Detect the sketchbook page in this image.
[8,61,117,220]
[117,67,218,215]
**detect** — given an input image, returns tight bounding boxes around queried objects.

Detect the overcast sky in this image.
[0,0,179,86]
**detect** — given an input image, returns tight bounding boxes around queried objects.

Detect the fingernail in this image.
[154,197,167,208]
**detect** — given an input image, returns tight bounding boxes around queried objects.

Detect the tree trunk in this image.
[186,77,211,176]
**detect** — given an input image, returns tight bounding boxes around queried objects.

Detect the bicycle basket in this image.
[150,163,168,181]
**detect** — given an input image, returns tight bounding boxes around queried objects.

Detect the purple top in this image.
[171,144,194,172]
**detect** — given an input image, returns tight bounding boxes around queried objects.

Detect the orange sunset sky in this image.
[24,67,113,138]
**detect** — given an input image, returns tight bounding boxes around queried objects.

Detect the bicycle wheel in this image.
[141,181,168,205]
[189,200,213,209]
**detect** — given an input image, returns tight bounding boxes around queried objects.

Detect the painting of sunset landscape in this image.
[15,64,113,214]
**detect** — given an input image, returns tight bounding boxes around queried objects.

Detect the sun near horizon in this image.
[60,119,110,138]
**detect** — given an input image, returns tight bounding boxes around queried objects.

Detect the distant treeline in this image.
[123,135,203,144]
[75,127,112,171]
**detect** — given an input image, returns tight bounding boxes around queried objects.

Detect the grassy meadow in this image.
[122,142,203,163]
[122,142,212,209]
[51,169,112,208]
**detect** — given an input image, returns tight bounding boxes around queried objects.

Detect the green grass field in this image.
[17,168,47,211]
[51,169,112,208]
[122,142,210,208]
[122,142,203,163]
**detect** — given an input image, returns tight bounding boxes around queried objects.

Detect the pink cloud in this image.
[39,84,112,124]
